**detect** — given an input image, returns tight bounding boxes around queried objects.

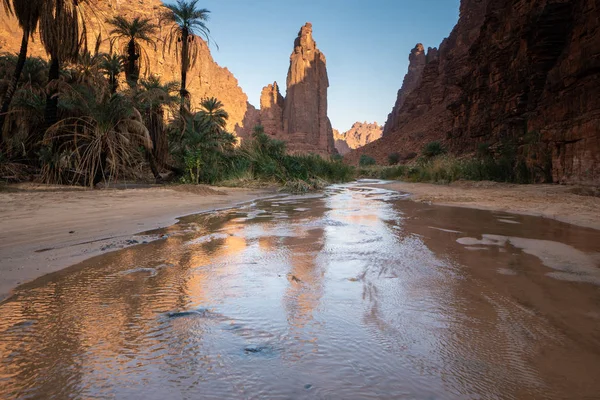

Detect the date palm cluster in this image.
[0,0,229,187]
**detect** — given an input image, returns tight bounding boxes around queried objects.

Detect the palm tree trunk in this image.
[0,30,30,146]
[44,56,60,128]
[147,149,160,181]
[149,108,168,165]
[110,75,118,94]
[127,39,138,87]
[180,29,189,114]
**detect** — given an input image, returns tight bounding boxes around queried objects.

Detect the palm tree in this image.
[0,0,42,143]
[106,16,157,87]
[99,53,125,94]
[161,0,213,113]
[72,51,106,90]
[38,0,90,128]
[195,97,228,136]
[134,76,179,165]
[169,97,233,184]
[42,86,152,186]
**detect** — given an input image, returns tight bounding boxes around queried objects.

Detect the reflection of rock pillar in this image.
[284,227,326,330]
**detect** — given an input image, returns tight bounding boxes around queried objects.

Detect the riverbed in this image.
[1,182,599,399]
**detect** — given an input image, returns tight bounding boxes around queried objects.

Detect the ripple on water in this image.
[120,267,158,278]
[185,233,230,245]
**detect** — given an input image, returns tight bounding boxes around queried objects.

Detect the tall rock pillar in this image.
[282,23,335,155]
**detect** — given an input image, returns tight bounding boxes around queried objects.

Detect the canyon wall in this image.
[335,122,383,155]
[348,0,600,185]
[0,0,256,137]
[256,23,336,155]
[382,44,428,137]
[333,129,351,155]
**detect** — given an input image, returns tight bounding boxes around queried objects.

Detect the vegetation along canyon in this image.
[0,0,599,398]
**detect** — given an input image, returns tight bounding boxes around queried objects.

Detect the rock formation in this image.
[256,23,336,155]
[382,44,427,137]
[259,82,285,138]
[334,122,383,155]
[344,122,383,149]
[347,0,600,185]
[0,0,256,137]
[333,129,351,155]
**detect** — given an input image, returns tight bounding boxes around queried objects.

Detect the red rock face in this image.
[259,82,285,139]
[335,122,383,155]
[348,0,600,185]
[521,0,600,185]
[256,23,336,155]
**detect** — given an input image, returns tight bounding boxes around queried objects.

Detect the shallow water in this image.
[1,182,600,399]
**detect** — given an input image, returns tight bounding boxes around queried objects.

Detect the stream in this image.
[1,182,599,399]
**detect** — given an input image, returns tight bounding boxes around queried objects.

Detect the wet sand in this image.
[377,180,600,231]
[0,184,277,300]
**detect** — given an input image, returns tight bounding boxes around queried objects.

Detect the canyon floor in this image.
[1,180,599,300]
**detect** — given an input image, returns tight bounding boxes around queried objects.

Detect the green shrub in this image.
[422,141,446,158]
[225,125,354,188]
[331,153,344,162]
[380,165,407,179]
[359,154,376,167]
[387,152,401,165]
[355,152,546,185]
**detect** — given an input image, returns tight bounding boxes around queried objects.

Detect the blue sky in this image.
[165,0,460,132]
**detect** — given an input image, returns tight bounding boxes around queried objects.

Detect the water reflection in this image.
[1,182,599,399]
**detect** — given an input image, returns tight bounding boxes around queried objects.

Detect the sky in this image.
[165,0,460,133]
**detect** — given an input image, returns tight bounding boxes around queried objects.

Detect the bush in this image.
[42,90,152,187]
[331,153,343,162]
[422,141,446,158]
[380,165,407,179]
[359,154,376,167]
[355,152,546,185]
[388,152,401,165]
[173,124,355,190]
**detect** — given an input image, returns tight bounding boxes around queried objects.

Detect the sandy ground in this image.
[0,184,278,300]
[378,181,600,231]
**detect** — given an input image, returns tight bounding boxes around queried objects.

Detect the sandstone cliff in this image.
[382,44,427,137]
[333,129,351,155]
[0,0,255,137]
[344,122,383,149]
[256,23,335,155]
[348,0,600,185]
[259,82,285,139]
[335,122,382,155]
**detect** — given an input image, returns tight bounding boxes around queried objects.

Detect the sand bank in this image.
[378,181,600,231]
[0,184,277,300]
